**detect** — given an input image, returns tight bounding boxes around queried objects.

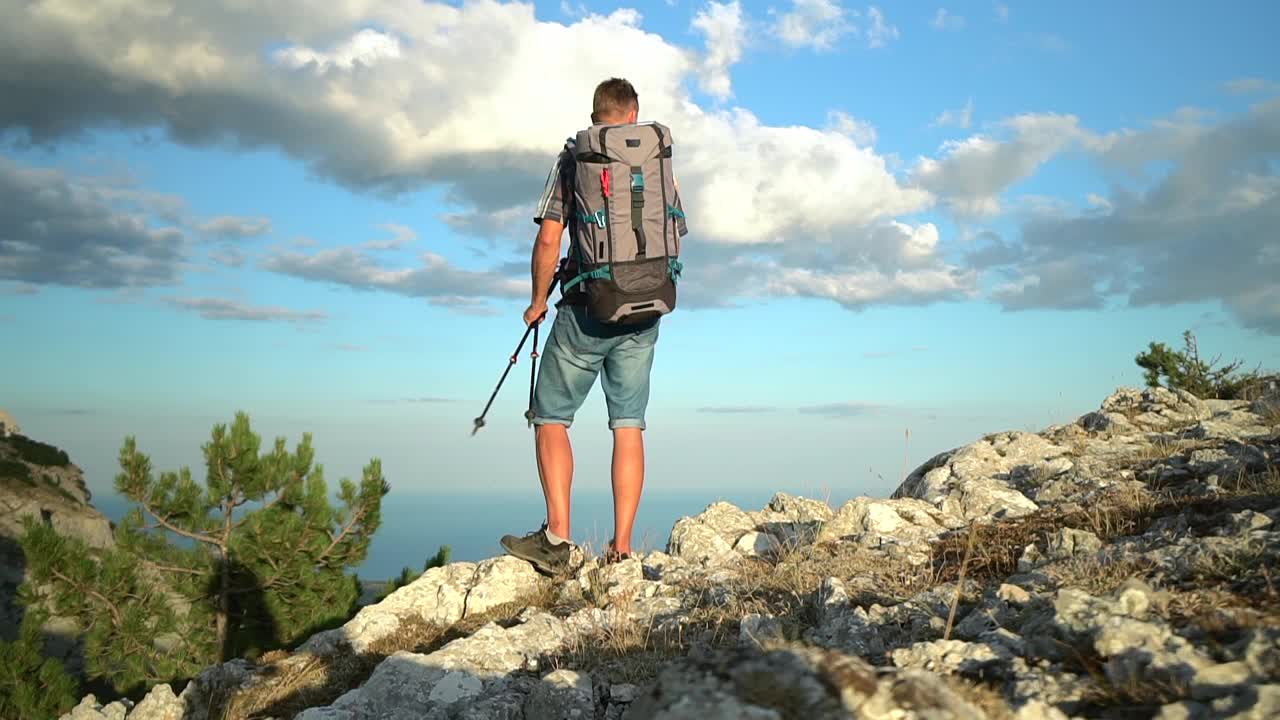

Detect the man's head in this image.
[591,77,639,125]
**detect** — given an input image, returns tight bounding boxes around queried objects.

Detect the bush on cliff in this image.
[18,412,390,697]
[1135,329,1263,400]
[0,609,80,720]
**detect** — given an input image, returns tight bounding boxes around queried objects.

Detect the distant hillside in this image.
[0,432,116,683]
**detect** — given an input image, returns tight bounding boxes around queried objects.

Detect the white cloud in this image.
[261,243,525,300]
[986,99,1280,334]
[1222,77,1278,96]
[826,110,877,145]
[274,28,403,71]
[363,223,417,251]
[772,0,854,51]
[692,1,746,100]
[933,98,974,129]
[0,156,188,289]
[930,8,965,31]
[0,0,960,314]
[199,215,272,239]
[165,296,327,324]
[865,6,899,48]
[911,113,1086,217]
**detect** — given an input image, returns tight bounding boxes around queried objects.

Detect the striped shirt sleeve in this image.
[534,141,575,225]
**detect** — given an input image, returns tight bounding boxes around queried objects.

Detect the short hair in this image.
[592,78,639,124]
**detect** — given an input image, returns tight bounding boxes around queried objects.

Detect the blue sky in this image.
[2,0,1278,518]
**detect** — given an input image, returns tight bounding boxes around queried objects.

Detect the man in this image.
[500,78,675,573]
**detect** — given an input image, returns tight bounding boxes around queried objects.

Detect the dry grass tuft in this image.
[1059,636,1193,717]
[940,675,1017,720]
[1046,555,1157,596]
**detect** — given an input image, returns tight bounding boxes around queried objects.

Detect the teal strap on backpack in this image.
[668,257,683,283]
[666,205,685,219]
[578,209,606,228]
[562,264,613,292]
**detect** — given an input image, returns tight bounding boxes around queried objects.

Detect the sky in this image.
[2,0,1279,521]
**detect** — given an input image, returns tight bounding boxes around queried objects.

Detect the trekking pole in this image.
[471,275,560,436]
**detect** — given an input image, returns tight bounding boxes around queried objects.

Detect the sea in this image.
[87,484,865,582]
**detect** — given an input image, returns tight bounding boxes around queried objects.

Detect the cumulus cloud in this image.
[911,113,1086,216]
[0,156,188,288]
[693,1,746,100]
[986,99,1280,334]
[165,296,327,324]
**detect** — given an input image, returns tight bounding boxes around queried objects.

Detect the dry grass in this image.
[941,675,1017,720]
[1046,555,1157,596]
[1218,463,1280,496]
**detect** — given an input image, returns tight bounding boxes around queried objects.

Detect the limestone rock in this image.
[893,431,1056,521]
[524,669,594,720]
[818,496,959,549]
[624,645,993,720]
[299,555,543,655]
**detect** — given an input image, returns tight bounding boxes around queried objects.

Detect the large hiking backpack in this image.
[560,120,684,325]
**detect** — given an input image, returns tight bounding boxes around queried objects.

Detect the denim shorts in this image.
[531,304,660,430]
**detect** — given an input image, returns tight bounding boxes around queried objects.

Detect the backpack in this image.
[559,120,685,326]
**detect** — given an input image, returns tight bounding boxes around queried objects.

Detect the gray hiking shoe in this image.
[500,524,572,575]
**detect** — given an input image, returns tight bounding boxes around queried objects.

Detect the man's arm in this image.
[525,218,564,324]
[531,218,564,304]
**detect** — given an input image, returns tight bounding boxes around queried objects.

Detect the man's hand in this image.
[524,301,549,327]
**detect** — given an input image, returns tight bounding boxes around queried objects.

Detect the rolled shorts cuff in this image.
[532,415,573,428]
[608,418,646,430]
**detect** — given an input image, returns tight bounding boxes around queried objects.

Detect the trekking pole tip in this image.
[471,417,485,435]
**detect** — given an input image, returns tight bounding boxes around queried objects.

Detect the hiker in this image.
[500,77,687,574]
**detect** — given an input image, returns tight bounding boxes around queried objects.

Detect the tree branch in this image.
[138,496,218,547]
[233,488,287,531]
[316,505,367,566]
[142,560,207,577]
[50,568,123,627]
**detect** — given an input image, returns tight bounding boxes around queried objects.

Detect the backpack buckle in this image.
[593,209,606,228]
[630,172,644,192]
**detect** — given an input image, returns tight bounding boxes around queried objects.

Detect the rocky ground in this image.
[62,385,1280,720]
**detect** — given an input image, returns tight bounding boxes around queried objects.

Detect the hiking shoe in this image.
[500,524,572,575]
[603,539,634,565]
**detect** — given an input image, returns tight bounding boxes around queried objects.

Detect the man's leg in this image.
[610,427,644,555]
[600,320,660,557]
[536,423,574,540]
[501,307,605,573]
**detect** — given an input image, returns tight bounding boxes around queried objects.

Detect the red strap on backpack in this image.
[601,168,611,198]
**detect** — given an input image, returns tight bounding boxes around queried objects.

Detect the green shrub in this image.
[1135,330,1262,400]
[0,610,80,720]
[0,459,34,486]
[8,435,71,467]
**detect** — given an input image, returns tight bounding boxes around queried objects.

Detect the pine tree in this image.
[0,608,80,720]
[18,412,390,696]
[1135,330,1256,399]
